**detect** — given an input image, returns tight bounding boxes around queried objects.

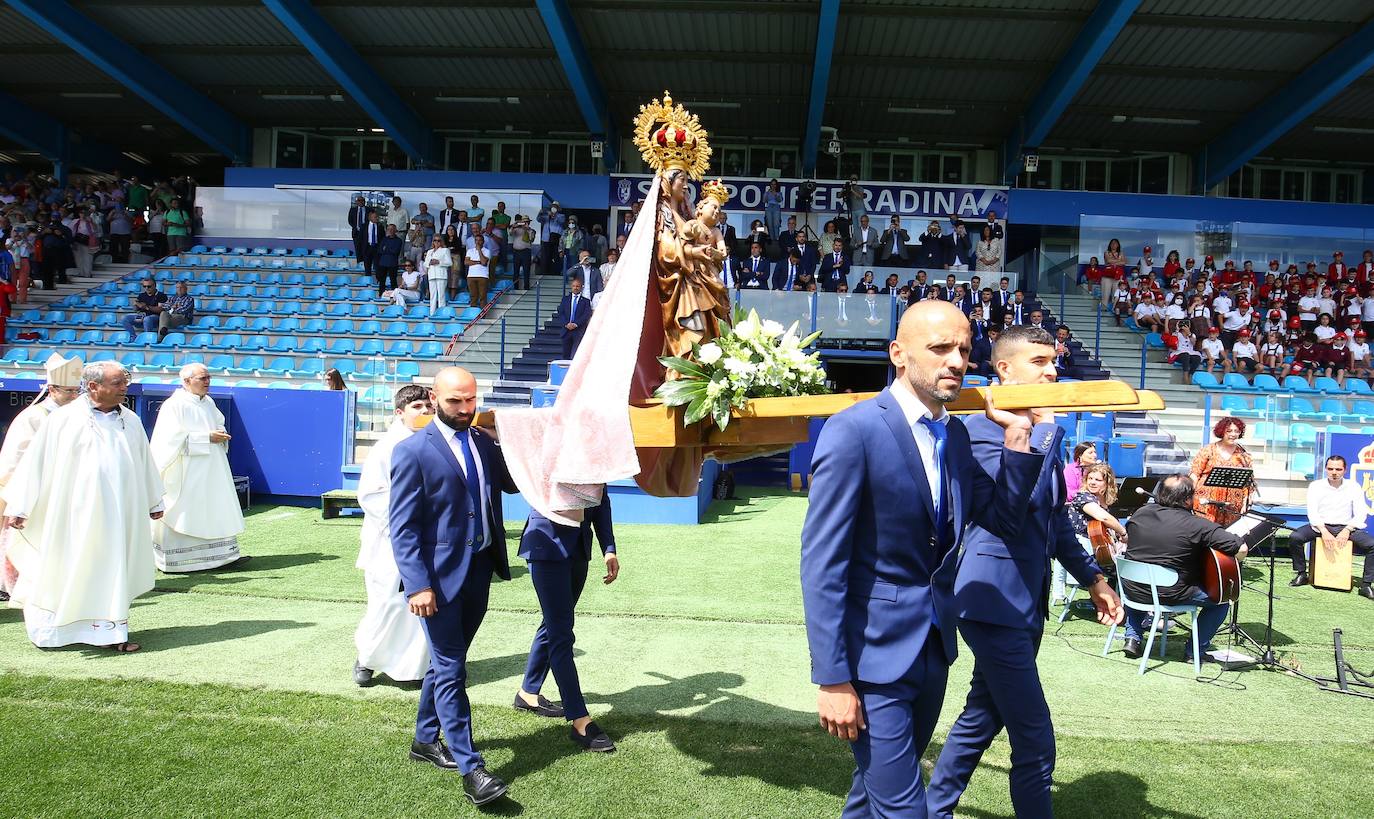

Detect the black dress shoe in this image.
[409,739,458,770]
[1358,585,1374,601]
[1122,638,1143,659]
[462,767,508,806]
[353,661,374,687]
[1289,573,1310,587]
[513,692,565,718]
[570,721,616,753]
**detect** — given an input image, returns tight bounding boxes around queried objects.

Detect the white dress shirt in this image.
[439,421,491,547]
[889,381,948,510]
[1306,477,1368,528]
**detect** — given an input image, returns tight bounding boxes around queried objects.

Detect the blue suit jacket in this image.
[554,293,593,340]
[389,422,516,606]
[519,494,616,562]
[800,388,1045,685]
[954,416,1103,629]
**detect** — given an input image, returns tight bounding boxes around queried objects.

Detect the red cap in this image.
[1352,315,1363,325]
[1335,251,1344,257]
[1349,286,1359,295]
[1270,260,1280,266]
[1143,245,1152,253]
[1208,326,1220,333]
[1269,309,1281,319]
[1238,329,1251,337]
[1205,255,1214,262]
[1238,299,1249,306]
[1288,317,1303,328]
[1358,330,1368,338]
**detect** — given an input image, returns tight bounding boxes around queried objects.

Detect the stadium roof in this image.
[1,0,1373,187]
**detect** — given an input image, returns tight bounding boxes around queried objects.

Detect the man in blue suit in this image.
[772,249,807,292]
[514,492,619,753]
[802,300,1050,818]
[555,277,594,359]
[390,367,518,807]
[928,325,1123,819]
[743,241,773,289]
[819,238,851,293]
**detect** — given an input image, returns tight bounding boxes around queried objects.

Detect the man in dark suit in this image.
[555,277,593,359]
[375,224,404,297]
[927,326,1122,819]
[993,277,1014,317]
[437,195,462,238]
[389,367,518,807]
[719,250,742,290]
[360,212,382,277]
[802,301,1049,818]
[915,221,952,270]
[781,215,802,258]
[744,242,772,289]
[819,238,850,293]
[347,195,371,260]
[941,273,959,302]
[772,249,805,293]
[968,323,998,375]
[514,492,619,752]
[881,273,902,296]
[879,215,910,267]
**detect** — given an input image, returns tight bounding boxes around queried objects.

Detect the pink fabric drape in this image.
[495,177,664,526]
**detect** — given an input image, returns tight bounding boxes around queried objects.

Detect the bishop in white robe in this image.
[149,364,246,572]
[0,353,83,596]
[353,385,432,685]
[2,362,164,651]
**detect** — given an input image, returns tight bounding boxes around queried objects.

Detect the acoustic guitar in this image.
[1085,519,1117,568]
[1202,547,1242,603]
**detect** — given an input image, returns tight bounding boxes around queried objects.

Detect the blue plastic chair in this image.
[381,321,409,337]
[413,322,438,336]
[77,330,104,345]
[51,329,77,344]
[1290,423,1317,446]
[394,361,421,378]
[294,359,326,375]
[301,319,327,333]
[212,334,244,351]
[357,340,385,356]
[330,358,357,375]
[244,335,270,351]
[416,342,444,358]
[328,338,356,355]
[228,355,266,375]
[266,337,298,353]
[353,303,379,318]
[250,316,276,332]
[1345,379,1374,396]
[1351,400,1374,418]
[131,332,159,346]
[207,354,236,370]
[357,320,382,335]
[1103,558,1203,675]
[118,351,145,368]
[298,338,327,354]
[327,319,355,334]
[1222,373,1257,392]
[186,333,213,349]
[146,352,176,370]
[221,316,248,332]
[1314,377,1349,395]
[385,340,414,356]
[1290,452,1315,478]
[1219,395,1251,414]
[1284,376,1320,394]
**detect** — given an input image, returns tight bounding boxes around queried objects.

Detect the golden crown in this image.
[633,90,711,180]
[700,179,729,206]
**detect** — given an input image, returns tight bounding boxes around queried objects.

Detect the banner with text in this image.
[608,175,1010,222]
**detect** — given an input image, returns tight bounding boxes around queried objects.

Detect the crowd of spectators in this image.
[0,170,196,297]
[1084,243,1374,388]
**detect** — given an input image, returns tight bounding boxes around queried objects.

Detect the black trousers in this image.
[375,266,397,297]
[110,234,130,263]
[39,254,61,289]
[1289,523,1374,585]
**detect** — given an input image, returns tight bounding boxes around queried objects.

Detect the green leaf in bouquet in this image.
[684,393,712,425]
[800,329,823,348]
[657,355,710,381]
[711,399,732,431]
[654,378,706,407]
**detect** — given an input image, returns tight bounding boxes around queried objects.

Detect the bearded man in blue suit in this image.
[801,300,1051,818]
[928,325,1123,819]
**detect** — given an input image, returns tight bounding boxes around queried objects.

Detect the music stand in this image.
[1109,477,1156,519]
[1203,466,1253,493]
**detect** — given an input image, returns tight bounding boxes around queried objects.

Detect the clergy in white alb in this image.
[0,353,82,596]
[2,362,164,651]
[149,363,246,572]
[353,384,433,685]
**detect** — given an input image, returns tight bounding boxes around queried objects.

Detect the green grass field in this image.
[2,491,1371,818]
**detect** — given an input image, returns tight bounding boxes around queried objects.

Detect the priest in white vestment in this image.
[149,363,247,572]
[0,353,83,597]
[353,383,433,685]
[2,361,164,651]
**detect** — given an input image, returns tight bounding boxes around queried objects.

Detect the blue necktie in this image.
[457,430,485,549]
[918,416,951,541]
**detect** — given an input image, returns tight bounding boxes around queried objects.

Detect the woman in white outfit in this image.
[422,236,450,312]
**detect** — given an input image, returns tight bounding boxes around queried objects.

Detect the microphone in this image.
[1134,486,1156,499]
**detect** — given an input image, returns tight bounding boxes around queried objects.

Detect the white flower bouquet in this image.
[654,307,829,431]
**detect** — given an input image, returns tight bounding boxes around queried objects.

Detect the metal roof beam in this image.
[1195,18,1374,192]
[535,0,617,169]
[1000,0,1142,183]
[5,0,251,163]
[262,0,437,167]
[0,88,132,175]
[801,0,840,177]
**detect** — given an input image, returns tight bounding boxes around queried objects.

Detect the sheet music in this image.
[1226,516,1265,538]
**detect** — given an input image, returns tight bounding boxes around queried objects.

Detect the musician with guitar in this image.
[1067,464,1128,581]
[1119,474,1248,661]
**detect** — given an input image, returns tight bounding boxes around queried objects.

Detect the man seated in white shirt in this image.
[1132,293,1162,333]
[1229,329,1259,374]
[1288,455,1374,599]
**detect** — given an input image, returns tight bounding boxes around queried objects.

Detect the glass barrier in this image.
[199,187,549,240]
[737,289,896,344]
[1078,215,1212,265]
[1231,221,1371,267]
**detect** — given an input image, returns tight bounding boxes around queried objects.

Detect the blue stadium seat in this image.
[131,332,159,346]
[226,257,244,269]
[77,330,104,345]
[431,306,456,321]
[306,274,329,287]
[235,380,259,388]
[249,317,275,332]
[1252,373,1282,392]
[266,337,297,353]
[381,321,409,337]
[267,380,292,389]
[379,305,405,318]
[227,299,253,313]
[416,342,444,358]
[196,316,222,330]
[1284,376,1320,394]
[136,376,163,384]
[413,322,438,336]
[186,333,213,349]
[440,323,466,337]
[299,303,325,316]
[274,301,302,315]
[1191,372,1221,390]
[298,338,326,354]
[1347,379,1374,396]
[1287,397,1319,418]
[353,303,379,318]
[1290,423,1317,446]
[1352,400,1374,418]
[1319,399,1348,418]
[361,384,391,405]
[207,354,236,370]
[328,274,353,287]
[385,340,414,356]
[0,349,30,364]
[286,271,307,282]
[51,329,77,344]
[330,358,357,375]
[283,287,306,299]
[157,333,187,347]
[327,338,356,355]
[190,245,209,254]
[146,353,176,370]
[246,258,266,269]
[301,319,327,333]
[244,335,270,351]
[252,247,270,256]
[68,311,93,326]
[227,356,266,375]
[394,361,421,378]
[357,339,385,356]
[326,303,351,317]
[1220,395,1251,414]
[294,359,325,375]
[262,273,283,285]
[118,352,145,368]
[221,316,248,331]
[1290,452,1315,478]
[210,246,229,254]
[230,246,248,255]
[330,248,350,258]
[212,334,244,351]
[299,381,325,390]
[1222,373,1257,392]
[88,350,117,362]
[1314,377,1349,394]
[357,320,382,334]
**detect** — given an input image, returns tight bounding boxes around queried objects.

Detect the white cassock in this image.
[0,394,61,592]
[149,388,245,572]
[2,398,164,647]
[354,418,429,680]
